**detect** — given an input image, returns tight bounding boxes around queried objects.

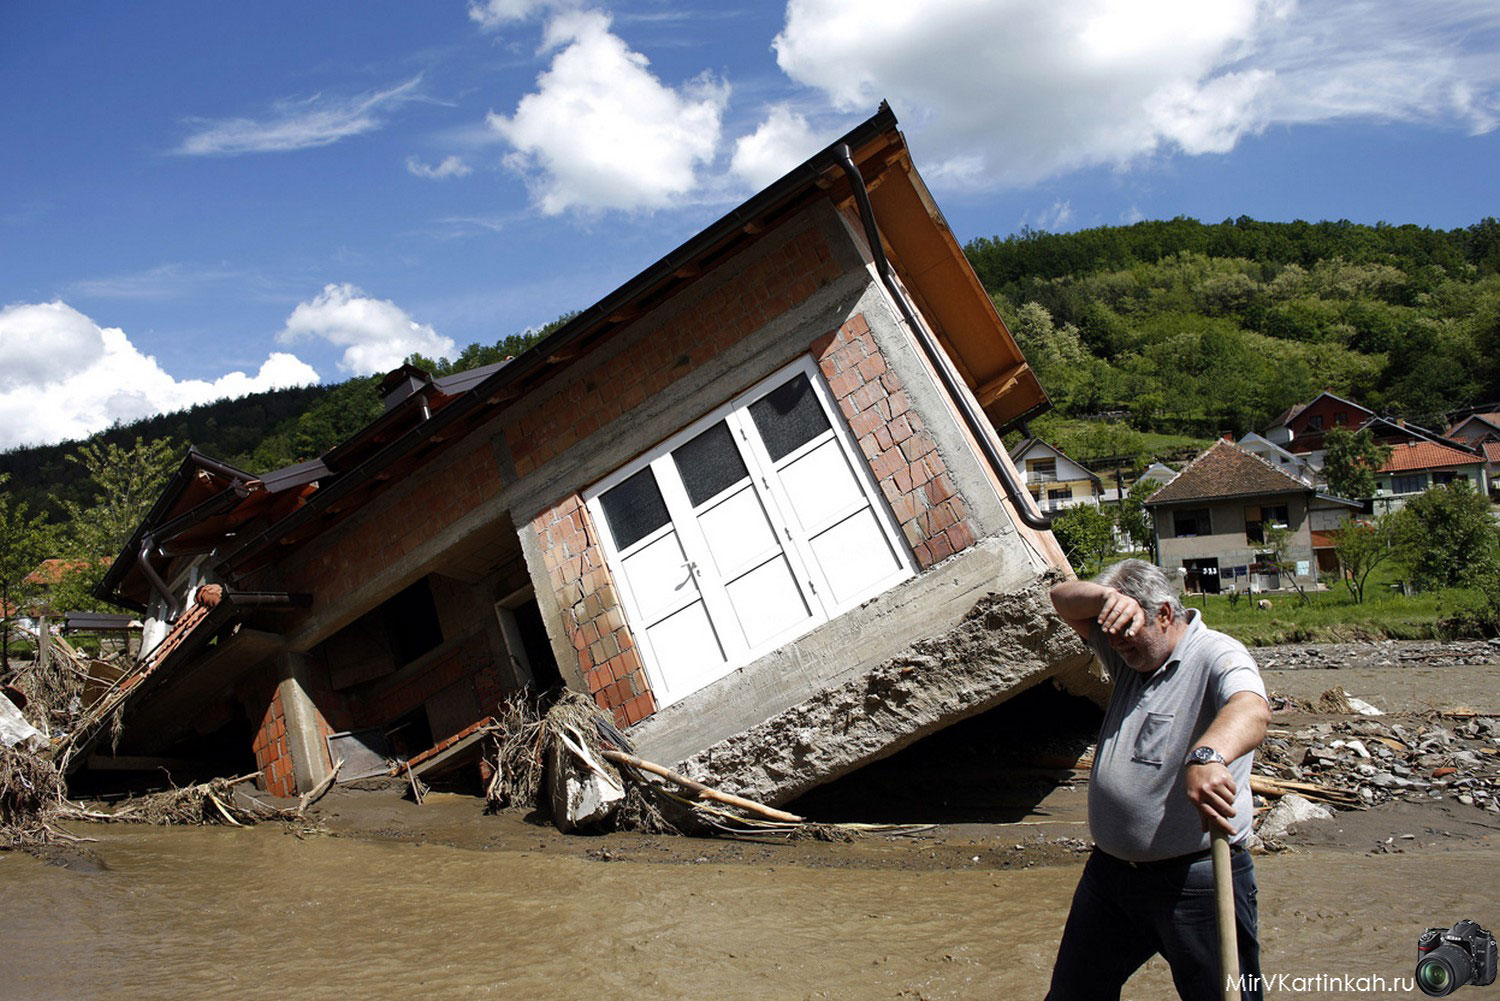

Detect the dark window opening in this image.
[673,419,749,507]
[1432,471,1464,486]
[599,466,670,550]
[1392,473,1426,494]
[1244,504,1289,544]
[382,705,434,762]
[749,373,831,461]
[382,578,444,667]
[1173,508,1211,537]
[1307,414,1325,430]
[512,597,563,691]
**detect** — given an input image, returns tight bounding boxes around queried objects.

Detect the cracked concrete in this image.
[676,574,1105,807]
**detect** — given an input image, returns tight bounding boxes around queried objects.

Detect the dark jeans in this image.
[1044,847,1262,1001]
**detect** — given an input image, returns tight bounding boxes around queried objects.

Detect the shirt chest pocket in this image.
[1131,712,1175,766]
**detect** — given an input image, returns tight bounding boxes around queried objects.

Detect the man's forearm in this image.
[1049,580,1114,622]
[1196,690,1271,762]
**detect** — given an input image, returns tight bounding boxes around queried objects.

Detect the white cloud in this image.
[1022,200,1075,233]
[0,301,318,450]
[730,104,821,189]
[468,0,576,30]
[276,283,455,375]
[487,10,729,214]
[177,76,423,156]
[769,0,1500,188]
[406,155,473,179]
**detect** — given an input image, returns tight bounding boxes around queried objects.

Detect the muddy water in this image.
[6,808,1496,1001]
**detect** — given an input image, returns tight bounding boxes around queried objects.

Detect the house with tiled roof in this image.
[1145,440,1360,593]
[1445,412,1500,447]
[1009,438,1107,512]
[67,106,1100,808]
[1262,391,1375,467]
[1371,440,1490,513]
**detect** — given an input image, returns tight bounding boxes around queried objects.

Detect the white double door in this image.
[586,358,912,709]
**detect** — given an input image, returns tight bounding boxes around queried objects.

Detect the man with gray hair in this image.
[1045,559,1271,1001]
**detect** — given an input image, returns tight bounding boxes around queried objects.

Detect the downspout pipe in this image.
[833,145,1054,531]
[138,531,182,620]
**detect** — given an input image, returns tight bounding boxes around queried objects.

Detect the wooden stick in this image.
[600,749,804,824]
[206,792,243,827]
[297,757,343,814]
[1211,832,1239,1001]
[405,760,425,806]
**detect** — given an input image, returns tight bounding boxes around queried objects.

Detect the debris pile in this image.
[1255,638,1500,671]
[1256,692,1500,814]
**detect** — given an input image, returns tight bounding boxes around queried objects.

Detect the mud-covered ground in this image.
[7,638,1498,1001]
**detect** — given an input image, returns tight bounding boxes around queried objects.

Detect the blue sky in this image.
[2,0,1497,450]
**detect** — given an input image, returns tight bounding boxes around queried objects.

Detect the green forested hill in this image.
[967,216,1500,461]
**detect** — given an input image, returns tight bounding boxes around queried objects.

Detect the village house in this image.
[1371,440,1491,514]
[1008,438,1109,511]
[1263,391,1375,471]
[1235,432,1315,485]
[77,106,1098,808]
[1444,412,1500,498]
[1145,440,1360,592]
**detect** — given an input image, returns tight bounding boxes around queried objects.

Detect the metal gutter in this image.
[832,144,1054,532]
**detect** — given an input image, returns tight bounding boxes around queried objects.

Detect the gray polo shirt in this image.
[1086,609,1267,862]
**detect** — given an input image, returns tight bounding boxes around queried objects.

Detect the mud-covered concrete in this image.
[674,574,1101,807]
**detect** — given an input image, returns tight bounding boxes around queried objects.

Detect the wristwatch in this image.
[1185,746,1227,767]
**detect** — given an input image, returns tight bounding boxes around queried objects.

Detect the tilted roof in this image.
[1145,440,1313,506]
[1378,440,1486,473]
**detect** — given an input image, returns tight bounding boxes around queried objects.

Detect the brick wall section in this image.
[240,668,296,797]
[281,438,502,611]
[812,314,977,569]
[531,495,655,729]
[241,661,345,798]
[352,629,493,727]
[505,225,841,479]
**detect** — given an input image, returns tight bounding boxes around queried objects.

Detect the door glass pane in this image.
[599,466,669,550]
[697,485,779,578]
[723,556,811,648]
[778,438,862,532]
[672,420,748,507]
[749,373,830,461]
[620,531,698,621]
[808,508,900,604]
[648,601,725,698]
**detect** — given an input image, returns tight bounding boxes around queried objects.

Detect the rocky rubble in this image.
[1255,702,1500,814]
[1255,637,1500,671]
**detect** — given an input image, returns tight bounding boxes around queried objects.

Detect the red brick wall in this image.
[350,628,494,728]
[813,314,976,569]
[241,660,343,798]
[504,224,840,478]
[531,495,654,729]
[281,438,502,611]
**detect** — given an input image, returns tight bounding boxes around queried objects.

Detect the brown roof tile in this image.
[1146,440,1312,506]
[1377,440,1484,473]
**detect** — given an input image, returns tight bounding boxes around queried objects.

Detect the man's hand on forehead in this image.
[1098,588,1145,638]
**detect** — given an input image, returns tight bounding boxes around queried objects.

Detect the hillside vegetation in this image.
[968,216,1500,463]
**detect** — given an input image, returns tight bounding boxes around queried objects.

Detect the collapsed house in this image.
[77,105,1099,808]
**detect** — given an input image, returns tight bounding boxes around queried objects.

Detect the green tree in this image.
[1391,481,1500,591]
[0,476,59,675]
[1261,523,1311,605]
[1114,478,1157,554]
[1321,428,1391,501]
[1329,515,1395,603]
[53,437,181,612]
[1051,504,1116,575]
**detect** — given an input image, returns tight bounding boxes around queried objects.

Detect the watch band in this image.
[1186,746,1227,767]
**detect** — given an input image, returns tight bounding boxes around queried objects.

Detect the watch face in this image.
[1191,747,1217,764]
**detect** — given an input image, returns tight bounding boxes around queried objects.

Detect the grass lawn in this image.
[1081,560,1490,646]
